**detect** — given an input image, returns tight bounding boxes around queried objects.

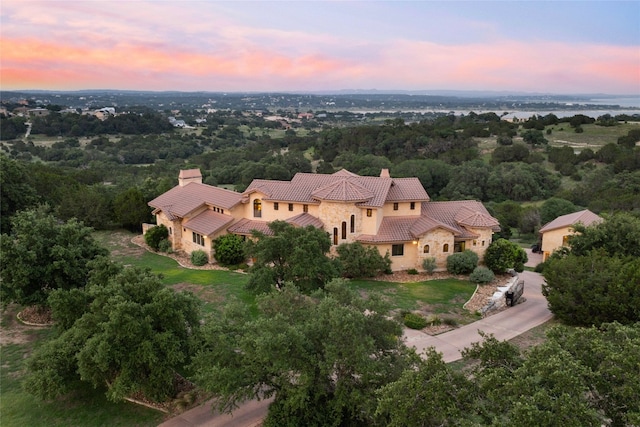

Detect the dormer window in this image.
[410,202,415,210]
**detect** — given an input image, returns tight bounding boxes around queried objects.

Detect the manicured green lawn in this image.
[98,230,478,317]
[351,277,477,314]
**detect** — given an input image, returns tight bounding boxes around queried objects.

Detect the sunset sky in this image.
[1,1,639,95]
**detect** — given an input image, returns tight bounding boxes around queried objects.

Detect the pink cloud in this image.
[1,34,638,94]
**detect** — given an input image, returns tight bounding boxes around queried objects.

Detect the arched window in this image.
[350,215,355,233]
[333,227,338,245]
[253,199,262,218]
[423,244,430,254]
[341,221,347,239]
[443,243,449,252]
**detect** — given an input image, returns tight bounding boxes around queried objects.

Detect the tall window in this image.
[253,199,262,217]
[366,209,372,217]
[274,202,279,211]
[341,221,347,239]
[392,244,404,256]
[393,202,399,211]
[192,232,204,246]
[423,244,430,254]
[288,203,294,211]
[303,204,308,213]
[333,227,338,245]
[350,215,355,233]
[410,202,415,210]
[443,243,449,252]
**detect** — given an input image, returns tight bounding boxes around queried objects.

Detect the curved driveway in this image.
[403,270,553,362]
[159,270,552,426]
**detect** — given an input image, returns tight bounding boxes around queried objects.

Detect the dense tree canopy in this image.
[483,238,527,273]
[25,259,202,402]
[543,213,640,326]
[0,206,108,306]
[245,221,338,293]
[192,280,416,427]
[0,154,39,233]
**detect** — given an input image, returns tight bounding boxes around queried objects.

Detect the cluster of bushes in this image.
[336,242,392,277]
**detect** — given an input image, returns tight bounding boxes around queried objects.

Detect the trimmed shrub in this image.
[407,268,418,275]
[158,239,172,253]
[190,250,208,266]
[446,250,479,275]
[144,224,168,251]
[484,239,528,273]
[213,234,246,266]
[336,242,392,278]
[469,266,495,284]
[422,257,437,274]
[403,313,428,329]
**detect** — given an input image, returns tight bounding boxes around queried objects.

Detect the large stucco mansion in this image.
[147,168,500,272]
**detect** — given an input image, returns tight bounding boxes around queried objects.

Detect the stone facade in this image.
[148,169,500,271]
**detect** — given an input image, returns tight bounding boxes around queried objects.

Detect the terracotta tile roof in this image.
[454,207,501,229]
[385,177,431,202]
[227,218,272,235]
[357,216,418,243]
[285,213,324,229]
[409,216,460,237]
[421,200,500,236]
[311,179,374,202]
[539,209,602,233]
[227,214,324,236]
[243,169,428,207]
[148,182,243,220]
[356,212,470,244]
[184,210,234,236]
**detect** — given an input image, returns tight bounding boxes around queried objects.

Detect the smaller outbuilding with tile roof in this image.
[539,209,603,261]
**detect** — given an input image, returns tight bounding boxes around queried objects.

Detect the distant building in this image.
[27,108,49,117]
[538,209,603,261]
[147,169,500,271]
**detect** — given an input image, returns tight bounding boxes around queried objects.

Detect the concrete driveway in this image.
[159,271,552,426]
[404,270,553,362]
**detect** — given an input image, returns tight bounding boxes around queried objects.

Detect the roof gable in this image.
[539,209,603,233]
[148,182,243,220]
[243,169,428,207]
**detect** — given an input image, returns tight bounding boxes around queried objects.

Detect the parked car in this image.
[531,243,542,254]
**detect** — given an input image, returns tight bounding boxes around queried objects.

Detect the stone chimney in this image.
[380,168,390,178]
[178,169,202,187]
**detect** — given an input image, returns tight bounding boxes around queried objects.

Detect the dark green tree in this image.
[375,348,477,426]
[0,206,108,307]
[213,234,246,266]
[542,250,640,326]
[191,280,416,427]
[568,212,640,258]
[539,197,578,225]
[483,238,527,273]
[335,242,391,278]
[25,261,202,403]
[245,221,338,293]
[144,224,169,251]
[113,187,150,231]
[521,129,548,146]
[0,155,38,233]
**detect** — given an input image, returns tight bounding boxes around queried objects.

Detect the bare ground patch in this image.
[0,305,50,346]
